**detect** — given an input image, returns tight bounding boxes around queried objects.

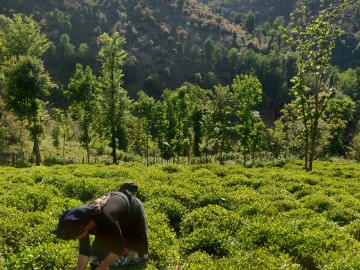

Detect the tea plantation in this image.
[0,161,359,269]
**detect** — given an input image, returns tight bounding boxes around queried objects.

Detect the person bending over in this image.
[52,182,149,270]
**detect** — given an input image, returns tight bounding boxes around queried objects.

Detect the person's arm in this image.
[75,254,89,270]
[95,253,119,270]
[76,235,90,270]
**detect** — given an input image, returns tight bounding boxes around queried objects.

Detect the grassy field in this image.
[0,160,359,269]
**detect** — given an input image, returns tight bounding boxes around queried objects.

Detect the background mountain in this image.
[0,0,245,96]
[1,0,360,123]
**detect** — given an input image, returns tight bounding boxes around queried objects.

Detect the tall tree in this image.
[227,48,241,79]
[2,56,52,165]
[50,108,74,159]
[212,85,235,164]
[232,74,263,165]
[244,10,256,34]
[97,32,129,164]
[66,64,97,162]
[284,1,349,171]
[172,86,191,161]
[132,90,157,165]
[0,14,51,165]
[338,67,360,120]
[185,83,213,160]
[159,89,177,161]
[203,36,216,70]
[320,95,355,157]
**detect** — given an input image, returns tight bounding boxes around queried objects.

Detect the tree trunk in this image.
[34,137,41,166]
[309,118,319,172]
[111,125,117,164]
[243,144,247,167]
[63,129,66,158]
[31,119,41,166]
[146,135,149,166]
[304,135,309,172]
[86,146,90,164]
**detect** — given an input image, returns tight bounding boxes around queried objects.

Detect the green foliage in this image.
[0,14,49,64]
[146,197,188,234]
[244,10,256,33]
[59,33,75,61]
[350,133,360,161]
[2,56,51,118]
[145,208,180,269]
[181,227,233,257]
[180,205,240,236]
[232,74,263,165]
[1,162,359,269]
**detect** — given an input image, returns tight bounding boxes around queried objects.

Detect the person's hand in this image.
[95,253,119,270]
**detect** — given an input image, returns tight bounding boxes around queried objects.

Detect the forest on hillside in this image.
[1,0,360,170]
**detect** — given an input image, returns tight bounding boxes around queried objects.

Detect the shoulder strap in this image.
[89,193,112,214]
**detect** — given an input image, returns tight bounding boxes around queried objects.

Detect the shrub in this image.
[301,193,335,213]
[146,208,180,269]
[145,197,188,234]
[3,185,54,211]
[61,177,108,202]
[181,227,234,257]
[4,242,78,269]
[346,219,360,241]
[318,250,360,269]
[180,204,241,236]
[325,207,358,226]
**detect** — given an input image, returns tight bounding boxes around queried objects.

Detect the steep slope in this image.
[0,0,248,97]
[198,0,298,24]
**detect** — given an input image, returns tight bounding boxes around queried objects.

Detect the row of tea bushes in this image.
[0,160,359,269]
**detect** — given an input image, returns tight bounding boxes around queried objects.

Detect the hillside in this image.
[0,0,248,98]
[1,0,359,98]
[198,0,298,23]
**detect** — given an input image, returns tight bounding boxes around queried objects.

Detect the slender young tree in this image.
[160,89,177,161]
[66,64,97,162]
[2,56,52,165]
[50,108,72,159]
[97,32,129,164]
[212,84,235,164]
[172,86,191,162]
[284,1,349,171]
[132,90,157,166]
[232,74,263,166]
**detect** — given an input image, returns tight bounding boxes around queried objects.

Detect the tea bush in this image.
[181,227,234,257]
[0,160,359,269]
[180,205,241,236]
[145,208,180,269]
[146,197,188,234]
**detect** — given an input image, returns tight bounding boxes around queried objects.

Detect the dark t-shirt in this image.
[79,192,148,258]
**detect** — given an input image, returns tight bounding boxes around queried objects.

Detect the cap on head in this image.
[52,206,92,240]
